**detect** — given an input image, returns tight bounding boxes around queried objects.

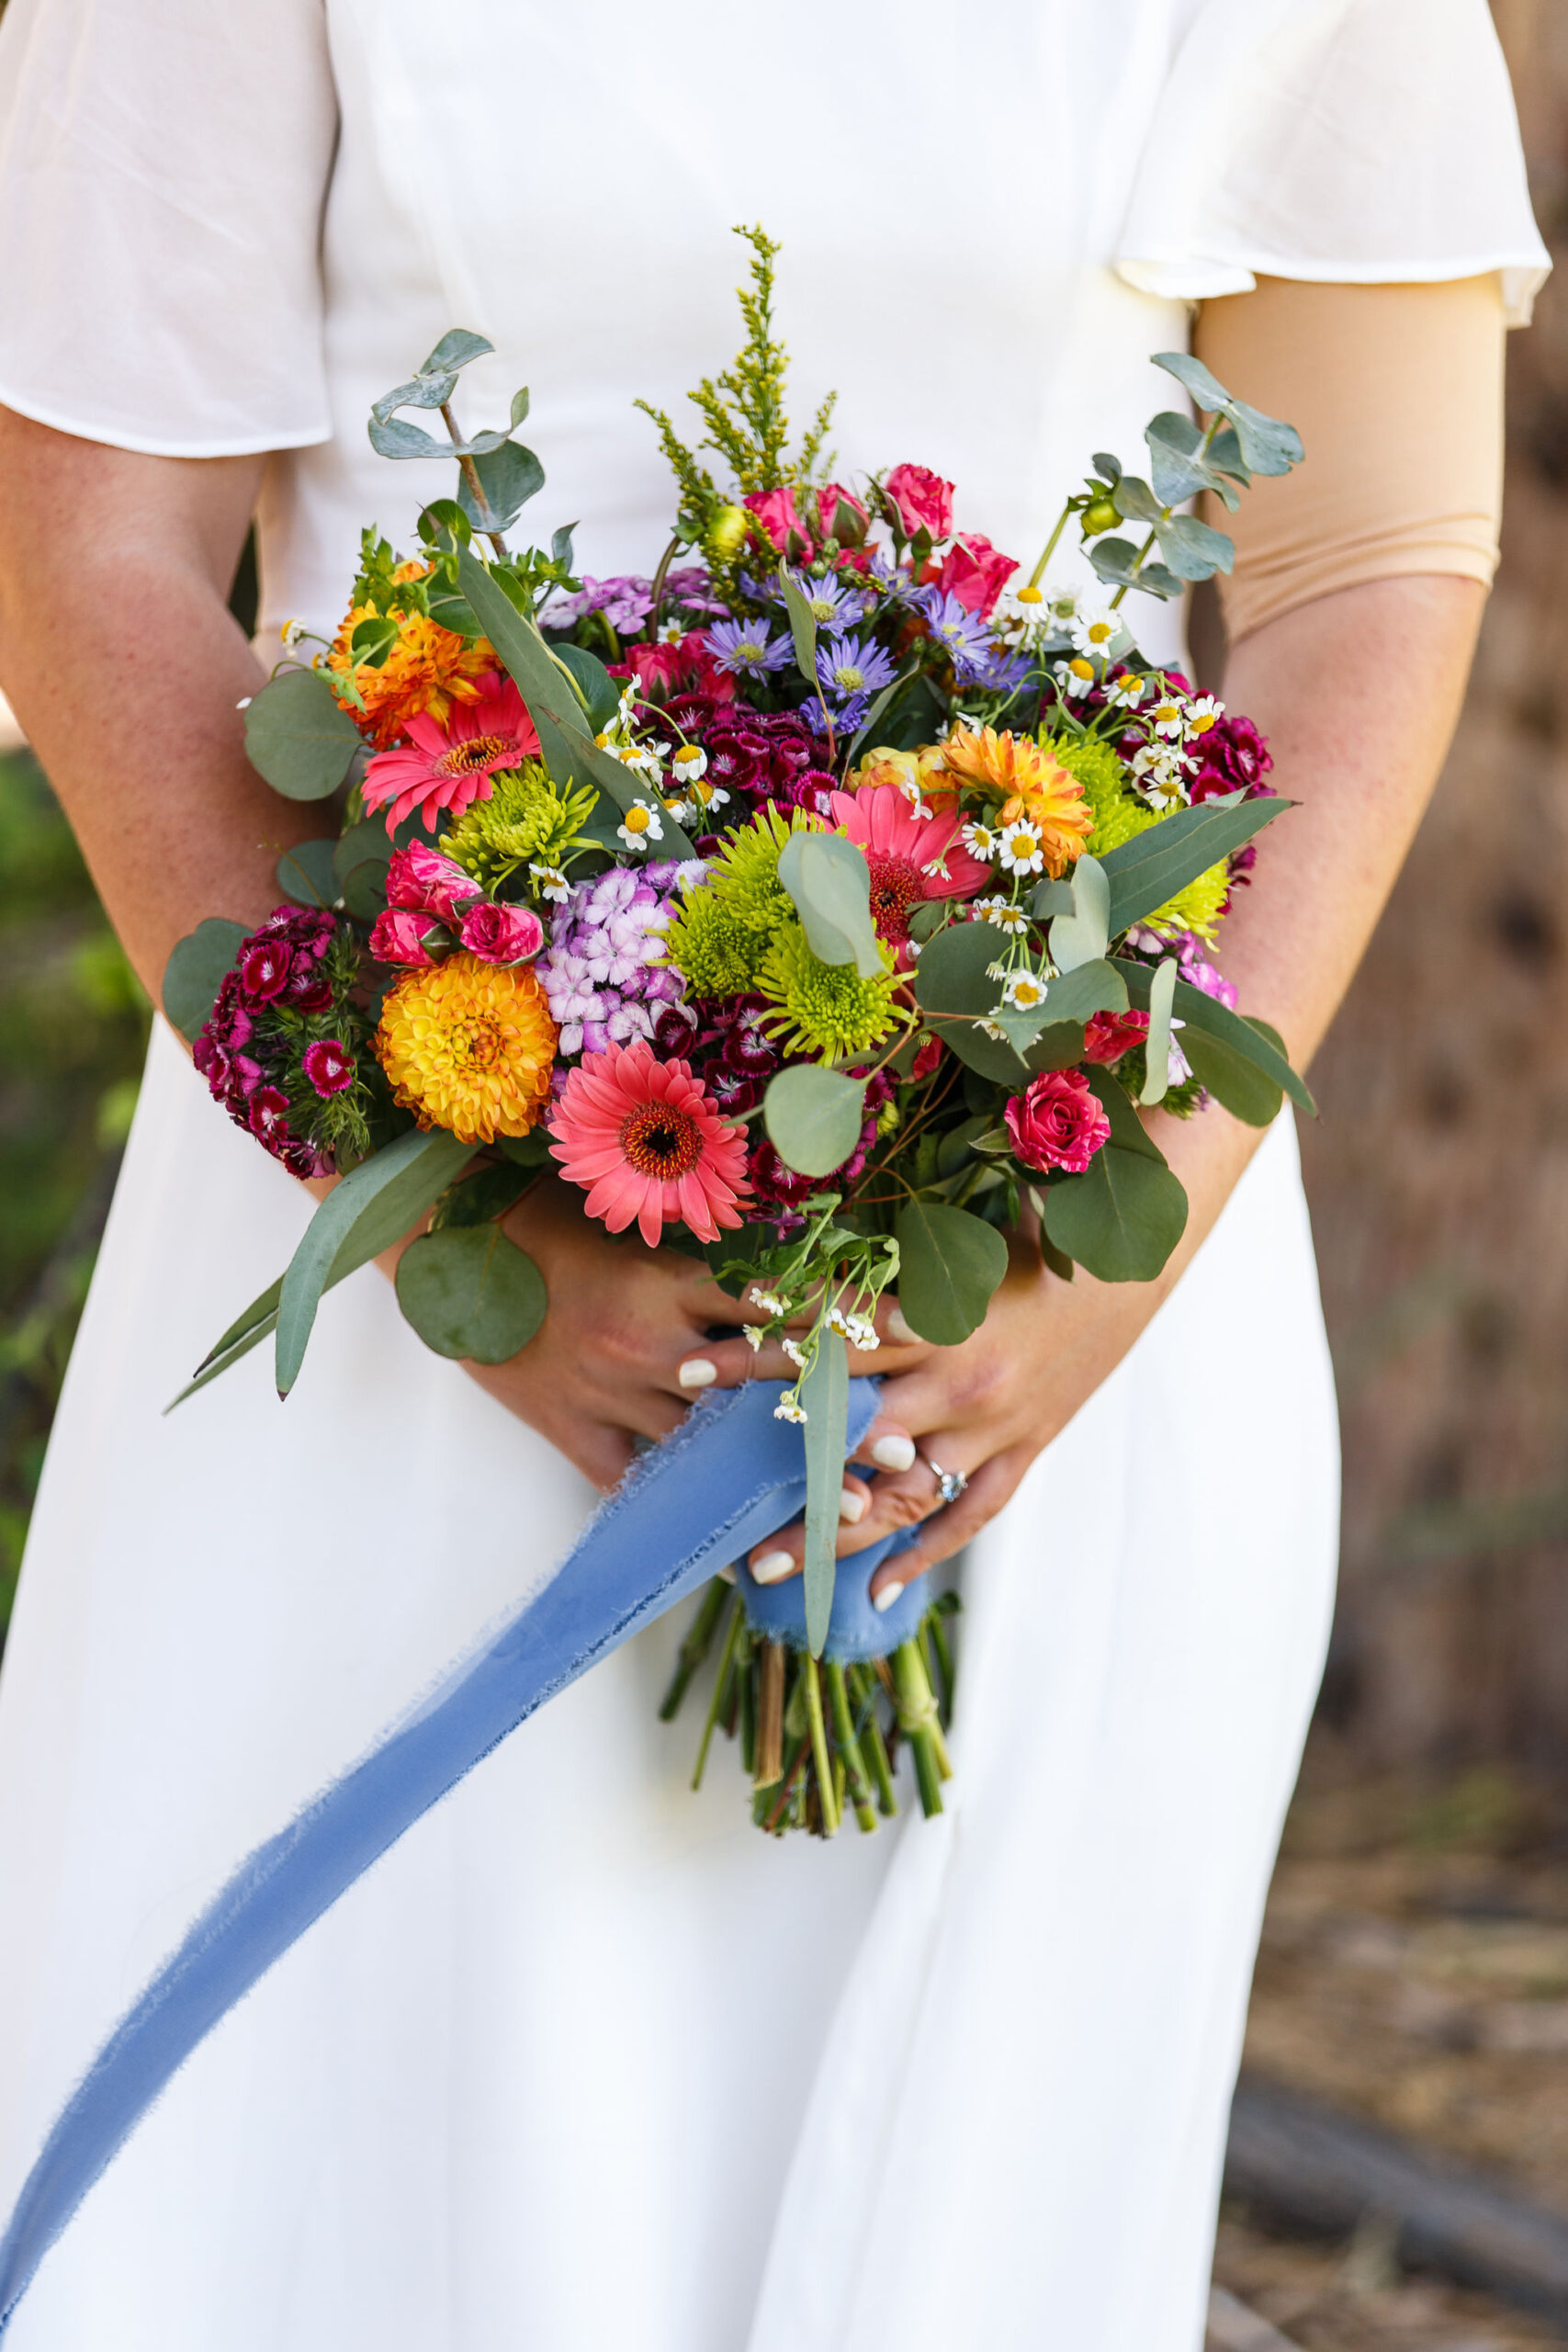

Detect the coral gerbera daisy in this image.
[374,951,557,1145]
[938,724,1095,878]
[548,1041,750,1248]
[362,673,542,836]
[828,780,989,960]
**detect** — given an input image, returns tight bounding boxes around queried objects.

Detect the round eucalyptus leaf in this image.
[776,832,883,978]
[763,1065,866,1179]
[912,921,1032,1087]
[244,669,362,802]
[1179,1026,1283,1126]
[276,839,340,910]
[457,440,546,533]
[395,1226,547,1363]
[892,1200,1010,1345]
[1043,1146,1189,1283]
[163,917,247,1044]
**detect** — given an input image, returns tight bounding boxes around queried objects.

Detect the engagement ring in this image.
[922,1455,968,1507]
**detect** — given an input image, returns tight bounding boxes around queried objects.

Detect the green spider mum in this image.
[1048,732,1229,941]
[758,920,900,1061]
[445,761,600,891]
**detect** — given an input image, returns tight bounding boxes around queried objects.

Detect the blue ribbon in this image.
[0,1376,929,2335]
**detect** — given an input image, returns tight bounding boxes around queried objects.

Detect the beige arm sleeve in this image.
[1193,274,1506,644]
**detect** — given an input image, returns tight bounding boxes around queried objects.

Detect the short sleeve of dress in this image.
[0,0,338,455]
[1116,0,1550,328]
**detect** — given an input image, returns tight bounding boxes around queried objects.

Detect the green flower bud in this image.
[1081,497,1121,537]
[708,504,750,560]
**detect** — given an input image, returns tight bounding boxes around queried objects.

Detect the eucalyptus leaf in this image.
[1153,512,1234,582]
[1043,1141,1189,1283]
[1139,956,1179,1106]
[367,414,448,461]
[420,328,494,377]
[1048,853,1111,971]
[1081,1062,1165,1160]
[550,521,577,569]
[1031,878,1076,920]
[1153,352,1303,477]
[276,1127,473,1396]
[395,1225,547,1363]
[243,668,362,803]
[333,817,393,918]
[457,439,545,533]
[1113,475,1165,526]
[776,563,820,695]
[162,918,246,1044]
[276,839,340,910]
[429,1161,534,1228]
[548,640,619,732]
[425,586,483,639]
[1100,794,1287,935]
[893,1200,1010,1344]
[1042,957,1126,1027]
[1112,960,1314,1114]
[1145,412,1221,506]
[776,832,883,978]
[912,920,1031,1086]
[800,1327,850,1656]
[763,1065,867,1178]
[1091,450,1122,485]
[1087,536,1143,589]
[1179,1024,1284,1125]
[493,1127,556,1170]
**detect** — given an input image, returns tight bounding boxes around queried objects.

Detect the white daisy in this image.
[529,863,570,902]
[1001,970,1050,1012]
[998,819,1046,876]
[1105,670,1149,710]
[1183,692,1224,740]
[961,820,1001,863]
[616,800,665,851]
[974,895,1029,933]
[773,1398,808,1425]
[1055,655,1099,699]
[1149,695,1187,741]
[1067,604,1117,659]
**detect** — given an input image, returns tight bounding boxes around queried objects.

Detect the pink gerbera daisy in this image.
[548,1040,751,1248]
[362,671,540,835]
[829,782,990,962]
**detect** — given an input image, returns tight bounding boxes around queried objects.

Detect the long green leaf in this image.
[801,1326,850,1657]
[1100,796,1289,935]
[275,1128,474,1396]
[454,545,696,854]
[1112,959,1314,1114]
[775,561,819,695]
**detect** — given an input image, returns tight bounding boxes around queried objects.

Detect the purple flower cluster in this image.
[538,860,704,1058]
[547,574,655,635]
[193,908,342,1177]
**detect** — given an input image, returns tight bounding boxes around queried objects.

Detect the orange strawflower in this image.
[327,571,494,750]
[938,725,1094,878]
[374,953,557,1146]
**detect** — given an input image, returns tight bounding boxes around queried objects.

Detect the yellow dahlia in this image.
[374,953,557,1146]
[328,593,494,751]
[939,724,1094,879]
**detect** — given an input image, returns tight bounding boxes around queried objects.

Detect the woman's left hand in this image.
[677,1222,1174,1613]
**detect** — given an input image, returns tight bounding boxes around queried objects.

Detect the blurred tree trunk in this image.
[1300,3,1568,1773]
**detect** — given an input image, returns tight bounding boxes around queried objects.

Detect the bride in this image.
[0,2,1547,2345]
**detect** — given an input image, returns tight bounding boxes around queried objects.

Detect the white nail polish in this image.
[840,1487,868,1524]
[678,1357,717,1389]
[872,1433,917,1473]
[750,1549,795,1586]
[886,1305,916,1345]
[873,1579,906,1613]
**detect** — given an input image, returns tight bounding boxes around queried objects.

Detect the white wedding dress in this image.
[0,3,1546,2346]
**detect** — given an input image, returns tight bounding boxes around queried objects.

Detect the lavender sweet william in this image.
[538,862,702,1057]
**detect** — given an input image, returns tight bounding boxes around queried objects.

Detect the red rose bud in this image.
[386,841,481,926]
[1082,1009,1151,1066]
[816,481,869,547]
[884,463,955,543]
[1005,1069,1111,1176]
[911,1034,945,1080]
[933,531,1018,619]
[368,907,448,967]
[457,900,544,965]
[741,485,815,560]
[302,1038,355,1097]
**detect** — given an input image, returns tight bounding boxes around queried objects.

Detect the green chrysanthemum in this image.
[758,920,899,1060]
[445,760,600,890]
[1048,732,1229,941]
[664,804,821,999]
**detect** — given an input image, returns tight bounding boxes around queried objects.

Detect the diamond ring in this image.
[922,1454,968,1507]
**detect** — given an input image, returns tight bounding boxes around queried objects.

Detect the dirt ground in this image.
[1209,1756,1568,2351]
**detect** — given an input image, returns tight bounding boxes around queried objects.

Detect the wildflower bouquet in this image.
[165,229,1311,1838]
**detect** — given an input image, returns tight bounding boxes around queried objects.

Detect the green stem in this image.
[893,1638,947,1816]
[850,1664,898,1816]
[438,402,508,561]
[761,1735,811,1834]
[1109,528,1158,611]
[647,531,683,635]
[690,1596,742,1791]
[826,1659,878,1834]
[1027,499,1074,592]
[927,1603,957,1723]
[660,1577,731,1721]
[803,1656,840,1837]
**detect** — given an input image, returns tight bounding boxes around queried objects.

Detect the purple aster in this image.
[917,586,994,677]
[773,569,859,630]
[705,616,792,676]
[815,631,896,711]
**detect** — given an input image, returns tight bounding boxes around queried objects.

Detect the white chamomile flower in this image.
[658,618,685,645]
[1055,654,1098,699]
[846,1313,879,1351]
[1149,694,1187,741]
[1043,582,1086,627]
[743,1325,764,1353]
[279,618,309,651]
[750,1287,788,1316]
[616,799,665,851]
[773,1397,807,1425]
[1001,970,1050,1012]
[529,862,570,903]
[998,818,1046,876]
[670,743,708,786]
[1128,744,1191,811]
[1183,692,1224,740]
[986,957,1010,983]
[781,1336,808,1369]
[1105,670,1148,710]
[994,583,1049,644]
[975,895,1028,934]
[961,820,1001,862]
[978,1018,1010,1042]
[1067,604,1117,659]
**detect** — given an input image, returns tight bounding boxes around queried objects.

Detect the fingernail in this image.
[678,1357,717,1390]
[886,1306,916,1344]
[872,1433,917,1473]
[873,1578,906,1613]
[840,1486,868,1524]
[750,1549,795,1585]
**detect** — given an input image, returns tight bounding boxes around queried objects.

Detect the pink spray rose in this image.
[883,463,954,542]
[1081,1009,1151,1067]
[741,486,814,560]
[385,841,480,925]
[457,901,545,965]
[368,907,446,968]
[1005,1069,1111,1176]
[932,531,1018,619]
[816,481,869,546]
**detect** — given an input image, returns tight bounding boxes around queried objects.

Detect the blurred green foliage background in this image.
[0,749,150,1632]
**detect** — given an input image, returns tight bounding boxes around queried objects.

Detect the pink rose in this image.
[884,463,954,542]
[933,531,1018,618]
[741,486,814,560]
[368,907,446,967]
[457,900,544,965]
[1082,1010,1151,1067]
[386,841,479,925]
[816,481,869,547]
[1004,1069,1111,1176]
